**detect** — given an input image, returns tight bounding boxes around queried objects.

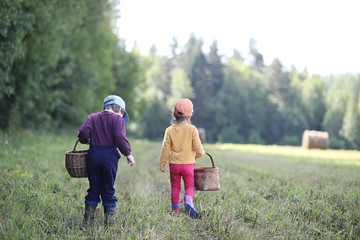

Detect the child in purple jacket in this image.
[78,95,135,226]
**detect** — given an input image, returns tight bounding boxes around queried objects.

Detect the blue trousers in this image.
[85,145,120,207]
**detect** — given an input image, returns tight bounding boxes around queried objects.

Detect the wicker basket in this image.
[65,140,88,178]
[194,153,220,191]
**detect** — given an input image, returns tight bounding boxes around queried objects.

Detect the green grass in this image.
[1,130,359,239]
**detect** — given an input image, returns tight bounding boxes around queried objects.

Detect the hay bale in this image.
[302,130,329,149]
[198,128,206,144]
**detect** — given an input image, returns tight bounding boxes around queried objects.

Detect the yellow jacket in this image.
[160,123,205,171]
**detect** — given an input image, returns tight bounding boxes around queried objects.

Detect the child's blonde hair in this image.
[171,111,191,125]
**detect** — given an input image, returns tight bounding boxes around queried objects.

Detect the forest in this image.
[1,0,360,149]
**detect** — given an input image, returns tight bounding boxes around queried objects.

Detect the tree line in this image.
[138,37,360,150]
[0,0,142,130]
[1,1,360,149]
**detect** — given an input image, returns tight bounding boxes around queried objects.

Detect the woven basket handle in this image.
[205,152,215,168]
[73,140,80,152]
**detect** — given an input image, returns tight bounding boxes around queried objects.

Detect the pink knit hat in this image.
[174,98,193,118]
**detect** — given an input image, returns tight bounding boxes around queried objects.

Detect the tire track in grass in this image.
[113,140,178,238]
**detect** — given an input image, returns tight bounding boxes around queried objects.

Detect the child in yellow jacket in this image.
[160,98,205,218]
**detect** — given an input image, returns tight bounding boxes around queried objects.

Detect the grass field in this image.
[0,130,359,239]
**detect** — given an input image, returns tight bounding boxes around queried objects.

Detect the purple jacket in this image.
[78,111,132,156]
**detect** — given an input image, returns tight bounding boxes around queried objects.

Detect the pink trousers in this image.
[169,164,195,205]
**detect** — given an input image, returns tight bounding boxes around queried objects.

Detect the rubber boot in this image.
[172,203,180,215]
[184,195,198,218]
[104,206,115,227]
[84,204,97,224]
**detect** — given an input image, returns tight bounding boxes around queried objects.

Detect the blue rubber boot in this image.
[184,195,198,218]
[172,203,180,215]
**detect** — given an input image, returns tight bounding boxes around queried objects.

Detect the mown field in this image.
[0,130,359,239]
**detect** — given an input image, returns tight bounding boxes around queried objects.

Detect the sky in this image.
[117,0,360,76]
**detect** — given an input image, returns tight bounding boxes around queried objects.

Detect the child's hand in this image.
[160,169,165,173]
[126,155,135,167]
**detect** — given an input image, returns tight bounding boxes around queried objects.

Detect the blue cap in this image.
[103,95,129,124]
